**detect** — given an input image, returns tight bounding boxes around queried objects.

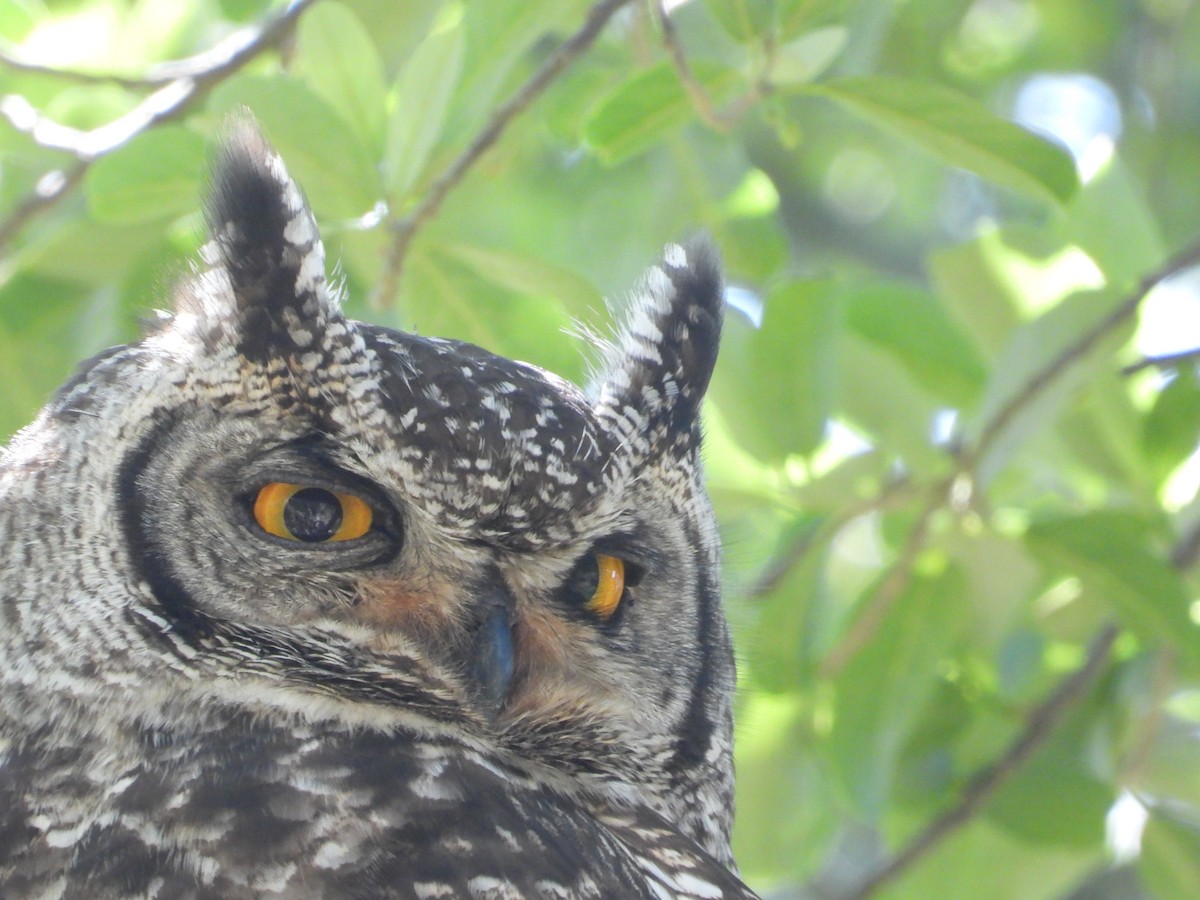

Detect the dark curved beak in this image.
[469,584,515,720]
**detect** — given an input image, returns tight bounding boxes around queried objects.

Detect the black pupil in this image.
[283,488,343,542]
[568,555,601,605]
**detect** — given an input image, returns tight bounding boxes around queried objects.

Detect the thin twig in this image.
[970,238,1200,466]
[746,470,914,601]
[1170,518,1200,570]
[0,45,166,89]
[817,481,948,679]
[1116,648,1176,789]
[841,622,1121,900]
[371,0,636,309]
[0,163,87,252]
[831,347,1200,897]
[652,0,770,131]
[1122,346,1200,376]
[757,240,1200,681]
[0,7,318,90]
[0,0,317,256]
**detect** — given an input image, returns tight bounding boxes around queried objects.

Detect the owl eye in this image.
[584,553,626,620]
[252,482,373,543]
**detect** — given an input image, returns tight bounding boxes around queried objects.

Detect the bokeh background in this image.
[1,1,1199,896]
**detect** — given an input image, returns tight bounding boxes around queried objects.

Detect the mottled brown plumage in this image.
[0,123,754,899]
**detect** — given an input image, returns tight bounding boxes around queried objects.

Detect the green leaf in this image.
[716,216,788,282]
[804,77,1079,205]
[453,0,587,135]
[928,230,1026,360]
[345,0,443,65]
[770,26,847,85]
[208,75,379,219]
[966,287,1131,483]
[775,0,848,39]
[383,13,465,196]
[836,333,944,466]
[437,242,600,315]
[843,282,987,407]
[733,693,840,884]
[1025,512,1200,672]
[829,566,967,819]
[584,61,741,165]
[708,278,840,460]
[886,818,1104,899]
[746,516,829,690]
[1143,369,1200,486]
[1056,370,1147,491]
[702,0,774,43]
[942,530,1044,645]
[1141,809,1200,900]
[292,1,388,155]
[84,126,205,224]
[1063,156,1165,291]
[987,741,1111,846]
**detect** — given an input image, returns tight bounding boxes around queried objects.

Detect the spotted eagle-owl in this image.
[0,124,755,899]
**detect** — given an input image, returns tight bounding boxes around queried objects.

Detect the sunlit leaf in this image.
[804,77,1079,205]
[397,248,585,383]
[844,281,987,407]
[702,0,773,43]
[836,333,944,467]
[1063,156,1165,291]
[1143,368,1200,486]
[770,26,847,85]
[966,287,1132,483]
[709,278,840,460]
[987,734,1111,847]
[293,1,388,155]
[452,0,588,134]
[437,242,600,315]
[584,61,741,165]
[829,566,967,819]
[1026,512,1200,672]
[85,126,205,224]
[775,0,847,39]
[746,514,829,690]
[733,693,840,883]
[885,818,1104,899]
[928,232,1026,360]
[1141,809,1200,899]
[383,11,464,196]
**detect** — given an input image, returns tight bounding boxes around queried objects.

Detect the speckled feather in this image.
[0,122,755,898]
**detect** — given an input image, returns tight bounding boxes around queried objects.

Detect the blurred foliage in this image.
[2,0,1200,897]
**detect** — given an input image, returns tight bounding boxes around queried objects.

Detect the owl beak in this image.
[469,585,515,720]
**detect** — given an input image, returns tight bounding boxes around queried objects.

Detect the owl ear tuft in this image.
[179,116,339,361]
[594,237,724,457]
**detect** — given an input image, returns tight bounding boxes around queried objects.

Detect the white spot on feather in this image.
[663,243,687,267]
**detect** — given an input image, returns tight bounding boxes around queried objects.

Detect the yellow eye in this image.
[252,482,373,543]
[586,553,626,620]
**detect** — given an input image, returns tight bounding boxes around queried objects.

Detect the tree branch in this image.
[1122,346,1200,376]
[0,44,163,88]
[746,470,914,602]
[970,239,1200,467]
[841,622,1121,900]
[817,479,947,679]
[831,416,1200,898]
[809,238,1200,676]
[651,0,770,131]
[370,0,636,309]
[771,242,1200,896]
[0,0,317,255]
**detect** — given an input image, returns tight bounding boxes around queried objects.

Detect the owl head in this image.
[2,123,735,858]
